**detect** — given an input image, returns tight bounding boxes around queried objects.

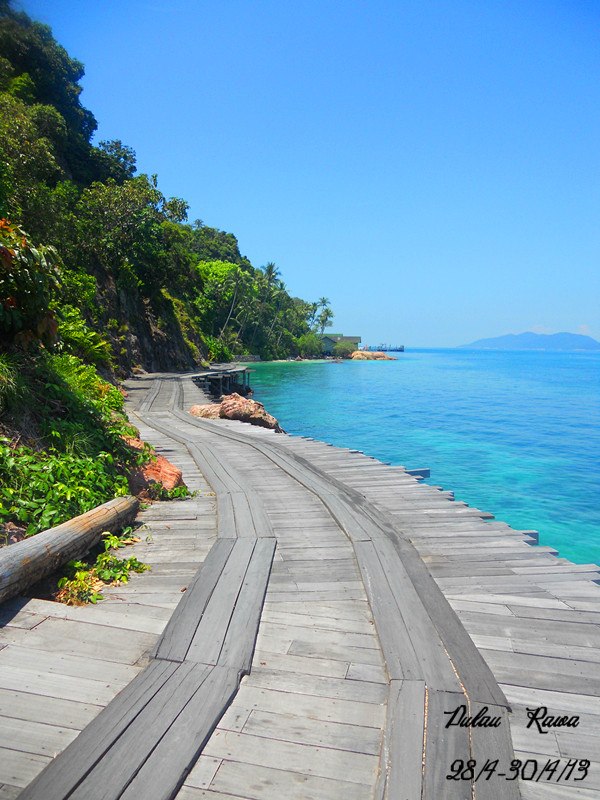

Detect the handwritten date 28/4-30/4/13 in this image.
[446,758,590,783]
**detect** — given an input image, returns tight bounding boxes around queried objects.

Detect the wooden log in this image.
[0,496,139,605]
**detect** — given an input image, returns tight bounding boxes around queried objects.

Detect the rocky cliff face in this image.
[97,268,203,375]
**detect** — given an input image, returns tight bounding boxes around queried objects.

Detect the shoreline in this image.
[245,352,599,567]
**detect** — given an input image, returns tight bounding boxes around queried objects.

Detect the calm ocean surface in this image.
[250,349,600,565]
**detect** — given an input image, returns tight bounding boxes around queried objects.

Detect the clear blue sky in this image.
[21,0,600,346]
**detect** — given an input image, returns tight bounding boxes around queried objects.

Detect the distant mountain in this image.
[462,332,600,351]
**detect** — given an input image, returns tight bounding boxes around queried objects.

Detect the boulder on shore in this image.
[350,350,397,361]
[190,392,284,432]
[123,436,187,496]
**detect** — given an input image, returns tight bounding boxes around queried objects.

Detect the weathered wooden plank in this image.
[239,708,382,755]
[68,662,212,800]
[375,538,464,692]
[377,680,424,800]
[0,749,49,790]
[260,619,377,650]
[183,755,223,790]
[119,666,238,800]
[234,684,385,728]
[186,539,256,665]
[0,617,155,666]
[217,538,276,673]
[346,661,387,683]
[18,659,179,800]
[262,608,375,635]
[207,759,371,800]
[0,644,138,685]
[0,715,78,758]
[245,668,386,704]
[288,638,384,666]
[3,596,173,634]
[202,727,379,786]
[216,494,236,538]
[353,539,423,681]
[482,648,600,681]
[252,649,349,678]
[0,784,21,800]
[520,784,599,800]
[154,538,234,662]
[0,688,100,731]
[0,664,126,706]
[0,606,45,630]
[470,703,520,799]
[247,492,274,538]
[422,690,471,800]
[137,378,162,412]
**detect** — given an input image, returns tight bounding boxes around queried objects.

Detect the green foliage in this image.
[0,352,16,409]
[56,529,150,605]
[297,332,324,358]
[0,1,336,377]
[95,551,149,584]
[332,340,356,358]
[0,2,98,186]
[8,71,35,102]
[55,305,113,366]
[95,139,137,183]
[0,438,129,535]
[202,334,233,363]
[0,218,60,347]
[0,349,144,536]
[147,483,192,501]
[0,90,64,220]
[56,561,104,604]
[190,221,251,268]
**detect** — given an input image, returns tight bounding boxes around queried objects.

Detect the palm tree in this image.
[318,307,334,334]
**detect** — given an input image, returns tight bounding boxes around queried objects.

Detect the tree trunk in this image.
[0,495,139,604]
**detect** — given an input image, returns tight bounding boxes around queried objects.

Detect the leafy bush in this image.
[147,484,192,501]
[202,334,232,363]
[0,439,129,535]
[296,332,323,358]
[332,340,356,358]
[55,305,113,367]
[0,218,60,347]
[0,350,148,536]
[56,529,150,605]
[0,352,17,409]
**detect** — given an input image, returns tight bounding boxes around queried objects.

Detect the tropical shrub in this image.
[297,332,323,358]
[332,340,356,358]
[0,218,60,347]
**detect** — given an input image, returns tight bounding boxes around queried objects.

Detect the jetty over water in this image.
[1,372,599,799]
[363,344,405,352]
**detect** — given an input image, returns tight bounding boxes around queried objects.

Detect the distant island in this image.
[462,331,600,351]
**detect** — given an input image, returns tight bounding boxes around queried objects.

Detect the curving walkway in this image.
[3,371,600,799]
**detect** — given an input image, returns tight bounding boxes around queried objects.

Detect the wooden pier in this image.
[189,365,251,398]
[1,372,599,799]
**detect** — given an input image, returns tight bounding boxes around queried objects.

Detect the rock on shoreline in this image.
[190,392,284,432]
[350,351,397,360]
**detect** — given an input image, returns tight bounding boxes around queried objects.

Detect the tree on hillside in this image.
[0,0,336,369]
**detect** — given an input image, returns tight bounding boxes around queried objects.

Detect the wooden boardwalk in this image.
[1,372,599,799]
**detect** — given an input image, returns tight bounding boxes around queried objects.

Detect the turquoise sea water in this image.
[250,350,600,565]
